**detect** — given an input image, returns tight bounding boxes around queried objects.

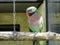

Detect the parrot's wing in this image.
[39,16,43,25]
[39,16,43,32]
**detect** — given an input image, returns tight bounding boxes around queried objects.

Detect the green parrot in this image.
[26,6,43,45]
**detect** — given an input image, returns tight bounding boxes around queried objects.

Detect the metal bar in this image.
[13,0,16,40]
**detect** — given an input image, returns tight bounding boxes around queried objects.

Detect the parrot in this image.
[26,6,43,45]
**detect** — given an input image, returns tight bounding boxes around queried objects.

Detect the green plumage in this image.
[29,24,40,32]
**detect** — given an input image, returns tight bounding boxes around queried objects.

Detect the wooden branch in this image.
[0,31,60,41]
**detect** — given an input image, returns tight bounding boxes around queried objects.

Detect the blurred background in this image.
[0,0,46,45]
[47,0,60,45]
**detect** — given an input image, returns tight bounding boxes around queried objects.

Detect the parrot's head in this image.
[26,6,37,17]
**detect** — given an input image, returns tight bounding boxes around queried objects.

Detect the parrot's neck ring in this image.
[29,12,35,16]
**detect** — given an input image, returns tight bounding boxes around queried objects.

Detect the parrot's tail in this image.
[33,40,40,45]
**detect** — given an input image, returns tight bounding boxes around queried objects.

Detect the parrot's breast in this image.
[28,13,42,25]
[28,13,43,32]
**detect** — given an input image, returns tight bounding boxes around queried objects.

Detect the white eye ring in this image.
[26,6,37,13]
